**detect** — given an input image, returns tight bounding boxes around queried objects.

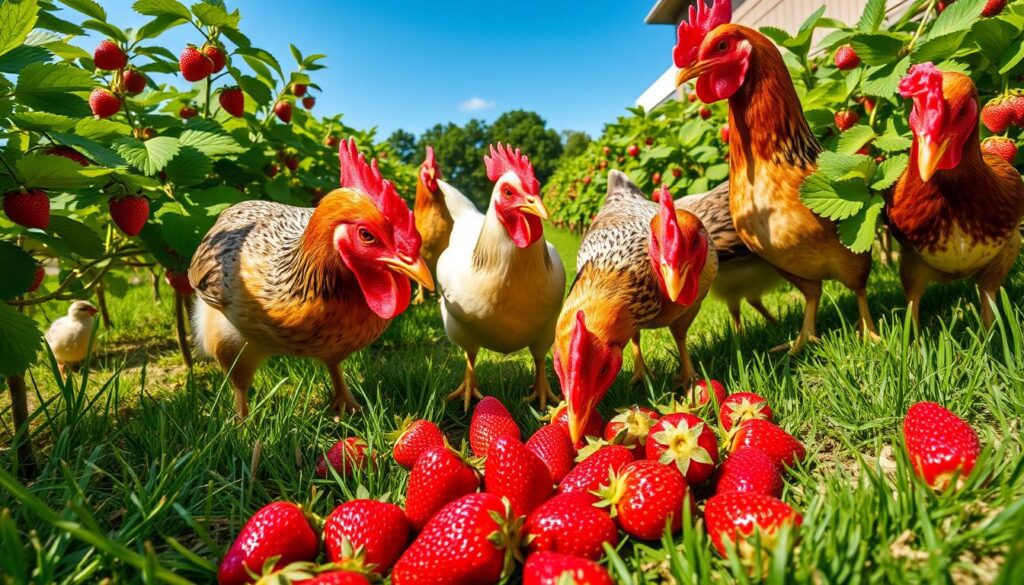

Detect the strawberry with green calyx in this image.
[470,396,520,457]
[523,551,614,585]
[203,43,227,72]
[558,444,633,494]
[524,492,618,560]
[109,195,149,236]
[485,435,553,517]
[703,492,802,569]
[833,44,860,70]
[526,423,576,482]
[595,459,691,540]
[323,499,408,574]
[730,419,805,470]
[3,189,50,229]
[981,97,1013,133]
[688,378,728,408]
[646,412,719,485]
[179,45,213,82]
[259,562,370,585]
[603,405,659,457]
[388,416,445,469]
[391,493,523,585]
[903,401,980,490]
[714,447,783,497]
[315,437,368,479]
[720,392,773,431]
[405,444,480,530]
[217,501,319,585]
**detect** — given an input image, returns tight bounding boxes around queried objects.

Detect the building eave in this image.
[645,0,688,24]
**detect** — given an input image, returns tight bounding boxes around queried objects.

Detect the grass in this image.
[2,226,1024,584]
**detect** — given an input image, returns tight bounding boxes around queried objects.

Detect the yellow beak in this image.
[675,60,713,89]
[384,255,434,291]
[661,262,688,303]
[518,195,549,220]
[916,134,950,183]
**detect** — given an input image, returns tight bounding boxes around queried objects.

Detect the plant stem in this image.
[0,154,20,182]
[174,292,193,369]
[906,0,937,51]
[6,373,37,480]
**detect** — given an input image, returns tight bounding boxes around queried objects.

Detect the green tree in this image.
[387,129,418,165]
[490,110,563,186]
[562,130,592,160]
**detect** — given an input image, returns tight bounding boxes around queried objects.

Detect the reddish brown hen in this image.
[412,146,452,304]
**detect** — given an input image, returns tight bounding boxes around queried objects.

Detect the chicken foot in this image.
[447,351,482,411]
[411,284,428,305]
[855,288,881,343]
[523,351,560,410]
[629,333,652,385]
[770,277,821,354]
[326,363,360,415]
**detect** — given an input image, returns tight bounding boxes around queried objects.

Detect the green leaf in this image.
[181,185,245,216]
[972,18,1022,63]
[706,163,729,182]
[133,0,192,20]
[836,126,877,155]
[849,33,907,66]
[856,0,886,33]
[263,174,295,204]
[289,43,302,65]
[57,0,105,20]
[0,0,38,58]
[871,153,909,190]
[874,133,912,153]
[0,240,36,300]
[925,0,986,41]
[0,303,43,377]
[75,117,133,142]
[234,47,282,81]
[799,173,872,221]
[838,194,885,253]
[9,112,77,133]
[862,56,911,97]
[0,44,50,74]
[159,211,214,257]
[35,9,85,36]
[235,74,271,108]
[81,19,127,43]
[16,154,111,189]
[163,145,211,187]
[912,31,969,64]
[46,215,104,258]
[191,2,240,28]
[135,14,188,41]
[179,129,244,156]
[14,62,93,96]
[999,40,1024,74]
[49,132,127,168]
[113,136,181,175]
[640,145,675,164]
[816,151,875,181]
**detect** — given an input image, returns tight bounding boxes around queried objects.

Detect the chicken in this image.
[412,146,452,304]
[188,139,434,417]
[436,144,566,410]
[45,300,98,378]
[673,0,877,353]
[555,171,718,443]
[889,63,1024,328]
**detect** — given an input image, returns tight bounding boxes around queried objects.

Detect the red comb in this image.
[484,143,539,194]
[656,186,682,259]
[899,62,945,139]
[423,145,435,169]
[338,137,420,255]
[570,310,592,356]
[674,0,732,69]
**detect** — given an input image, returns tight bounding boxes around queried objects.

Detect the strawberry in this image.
[688,91,698,103]
[835,109,859,131]
[122,69,146,95]
[595,459,690,540]
[1008,93,1024,125]
[89,88,121,119]
[699,106,712,119]
[627,144,640,157]
[903,401,980,490]
[404,445,480,530]
[289,83,306,97]
[833,44,860,70]
[981,98,1013,133]
[523,552,614,585]
[93,40,126,71]
[108,195,149,236]
[688,378,728,408]
[323,499,408,574]
[324,135,337,148]
[3,189,50,229]
[526,423,576,483]
[715,447,783,497]
[982,0,1007,17]
[470,396,520,457]
[265,163,279,178]
[672,166,682,178]
[285,156,299,173]
[180,105,198,119]
[703,492,802,562]
[981,137,1018,164]
[720,124,730,144]
[45,146,89,166]
[179,45,213,82]
[389,417,445,469]
[203,43,226,73]
[730,419,806,469]
[485,435,553,517]
[720,392,773,431]
[645,412,719,485]
[217,501,319,585]
[26,265,45,293]
[558,444,634,494]
[391,493,520,585]
[303,96,316,110]
[652,172,662,185]
[548,401,603,448]
[603,406,659,457]
[315,437,368,478]
[524,492,618,561]
[296,572,369,585]
[165,270,194,296]
[219,87,245,118]
[274,100,293,123]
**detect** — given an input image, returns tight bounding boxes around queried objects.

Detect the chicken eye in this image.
[503,187,514,199]
[357,227,376,244]
[717,40,728,52]
[598,363,609,377]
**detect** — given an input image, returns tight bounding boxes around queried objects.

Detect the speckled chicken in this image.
[188,139,433,417]
[555,171,718,442]
[412,146,452,305]
[45,300,98,378]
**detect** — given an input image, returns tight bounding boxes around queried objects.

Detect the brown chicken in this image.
[412,146,452,304]
[555,171,718,442]
[890,63,1024,327]
[188,139,434,417]
[674,0,877,352]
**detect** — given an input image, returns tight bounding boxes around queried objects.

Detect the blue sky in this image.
[96,1,677,139]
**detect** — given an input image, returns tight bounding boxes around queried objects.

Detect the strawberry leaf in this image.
[16,154,111,189]
[0,0,39,59]
[838,195,885,253]
[799,173,871,221]
[871,154,909,190]
[113,136,181,176]
[0,241,36,300]
[836,126,877,155]
[132,0,191,20]
[0,302,43,377]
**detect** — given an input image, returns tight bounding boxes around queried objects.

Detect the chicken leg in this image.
[669,305,701,389]
[447,351,482,411]
[629,333,652,385]
[771,275,821,354]
[412,284,427,305]
[326,362,360,414]
[523,345,560,409]
[748,298,778,325]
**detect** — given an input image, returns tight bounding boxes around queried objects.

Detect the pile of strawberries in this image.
[215,383,981,584]
[980,91,1024,164]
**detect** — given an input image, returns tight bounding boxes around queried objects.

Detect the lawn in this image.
[2,226,1024,584]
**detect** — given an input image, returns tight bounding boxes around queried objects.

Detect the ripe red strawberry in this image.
[982,137,1018,164]
[219,87,245,118]
[699,106,712,119]
[274,100,293,123]
[93,40,126,71]
[646,412,719,485]
[720,124,730,144]
[3,189,50,229]
[45,146,89,166]
[835,109,859,131]
[108,195,149,236]
[1007,93,1024,125]
[982,0,1007,17]
[285,156,299,172]
[703,492,802,559]
[89,88,121,119]
[289,83,306,97]
[548,401,603,448]
[715,447,783,497]
[389,417,445,469]
[391,493,519,585]
[834,44,860,70]
[296,572,369,585]
[485,435,553,516]
[981,98,1013,133]
[324,135,337,148]
[265,163,279,178]
[526,423,576,483]
[595,459,690,540]
[315,437,368,478]
[26,265,45,293]
[558,444,633,495]
[730,419,806,469]
[323,499,408,574]
[903,401,980,490]
[720,392,773,431]
[180,105,198,119]
[470,396,520,457]
[203,43,226,73]
[404,446,480,530]
[179,45,213,82]
[627,144,640,157]
[217,501,318,585]
[688,378,728,408]
[123,69,146,94]
[524,492,618,560]
[672,166,682,178]
[523,551,614,585]
[164,271,194,296]
[688,91,698,103]
[582,175,593,185]
[652,172,662,185]
[603,406,659,457]
[303,96,316,110]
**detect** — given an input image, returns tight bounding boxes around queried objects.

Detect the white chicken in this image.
[45,300,98,377]
[436,144,566,410]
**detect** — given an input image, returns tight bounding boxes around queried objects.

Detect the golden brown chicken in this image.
[412,146,452,304]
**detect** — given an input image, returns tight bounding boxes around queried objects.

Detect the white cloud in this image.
[459,97,495,112]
